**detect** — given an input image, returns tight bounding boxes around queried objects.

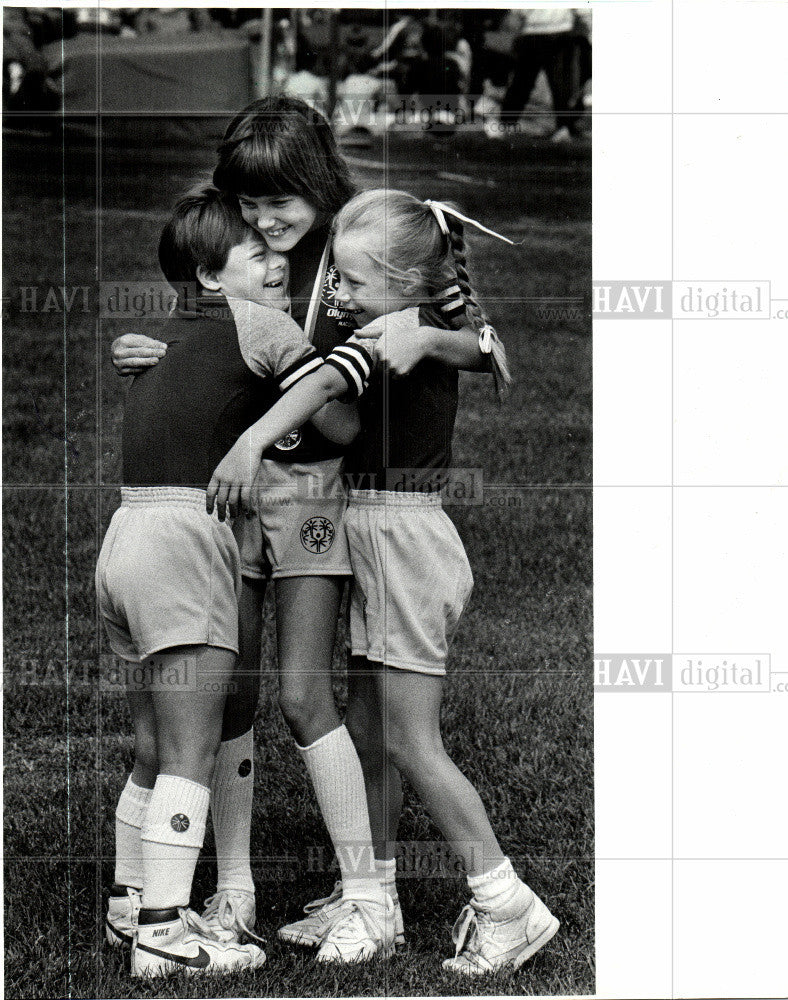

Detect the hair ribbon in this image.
[424,200,516,246]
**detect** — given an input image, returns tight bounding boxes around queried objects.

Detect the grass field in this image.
[3,120,592,999]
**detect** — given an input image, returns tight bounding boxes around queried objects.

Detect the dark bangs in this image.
[213,97,356,216]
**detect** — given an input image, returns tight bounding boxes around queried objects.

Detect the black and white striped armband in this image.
[324,341,375,401]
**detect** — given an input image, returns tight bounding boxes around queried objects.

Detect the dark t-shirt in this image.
[123,298,276,487]
[122,296,324,486]
[325,307,460,493]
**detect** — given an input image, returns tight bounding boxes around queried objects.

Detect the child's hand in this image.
[355,307,426,376]
[111,334,167,376]
[206,432,260,521]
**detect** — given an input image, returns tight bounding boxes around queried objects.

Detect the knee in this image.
[382,722,443,778]
[157,729,221,772]
[277,687,324,743]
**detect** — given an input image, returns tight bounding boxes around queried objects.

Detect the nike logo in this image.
[134,942,211,969]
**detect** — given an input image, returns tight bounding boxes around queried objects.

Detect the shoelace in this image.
[317,899,385,948]
[178,907,224,943]
[451,902,493,959]
[202,892,265,945]
[302,881,343,916]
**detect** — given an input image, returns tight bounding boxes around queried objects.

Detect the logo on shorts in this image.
[300,516,335,553]
[170,813,190,833]
[275,429,301,451]
[238,759,252,777]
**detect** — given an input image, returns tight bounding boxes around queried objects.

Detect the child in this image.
[99,184,359,975]
[111,97,500,962]
[207,189,559,975]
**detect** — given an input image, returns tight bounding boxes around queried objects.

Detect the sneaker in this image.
[550,125,572,144]
[105,884,141,948]
[202,889,262,944]
[442,892,559,976]
[279,881,405,948]
[131,906,265,977]
[316,897,395,964]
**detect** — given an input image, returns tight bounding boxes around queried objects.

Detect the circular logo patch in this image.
[275,429,301,451]
[300,516,335,554]
[170,813,190,833]
[238,758,252,778]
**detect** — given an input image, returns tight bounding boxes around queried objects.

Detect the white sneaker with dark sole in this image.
[131,906,265,977]
[202,889,262,944]
[442,891,559,976]
[316,897,396,964]
[279,882,405,949]
[105,884,141,948]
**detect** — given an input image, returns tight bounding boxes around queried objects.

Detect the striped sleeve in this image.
[324,341,374,401]
[276,351,324,391]
[229,298,321,389]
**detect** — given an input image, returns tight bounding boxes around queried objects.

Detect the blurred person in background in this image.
[499,8,585,142]
[3,7,65,114]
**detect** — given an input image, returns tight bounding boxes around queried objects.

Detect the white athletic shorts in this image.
[235,456,352,580]
[345,490,474,675]
[96,487,241,662]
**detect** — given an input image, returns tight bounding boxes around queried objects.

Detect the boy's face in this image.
[213,234,290,310]
[236,194,319,253]
[333,230,415,325]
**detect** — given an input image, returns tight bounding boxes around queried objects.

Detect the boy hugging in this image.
[97,185,356,977]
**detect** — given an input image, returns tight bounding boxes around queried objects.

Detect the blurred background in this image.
[3,7,592,144]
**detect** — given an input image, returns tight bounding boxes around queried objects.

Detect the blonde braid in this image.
[446,217,512,397]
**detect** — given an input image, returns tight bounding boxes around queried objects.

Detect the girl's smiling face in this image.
[236,193,319,252]
[333,230,417,325]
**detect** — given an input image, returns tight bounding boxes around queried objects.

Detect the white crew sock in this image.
[298,725,385,905]
[375,857,398,901]
[140,774,210,910]
[467,857,532,918]
[210,729,255,894]
[114,776,152,890]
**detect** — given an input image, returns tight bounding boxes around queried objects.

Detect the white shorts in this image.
[236,457,352,580]
[345,490,474,675]
[96,487,241,662]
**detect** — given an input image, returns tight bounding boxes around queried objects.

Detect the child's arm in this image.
[206,341,373,520]
[358,317,490,374]
[310,400,360,446]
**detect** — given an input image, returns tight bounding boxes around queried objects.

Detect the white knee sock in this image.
[298,725,385,905]
[140,775,210,910]
[467,857,532,917]
[114,776,152,890]
[376,857,398,902]
[210,729,255,894]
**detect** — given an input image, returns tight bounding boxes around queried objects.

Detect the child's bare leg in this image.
[275,576,341,744]
[220,577,265,739]
[128,689,157,788]
[346,657,403,861]
[372,667,505,877]
[113,687,157,893]
[142,645,234,909]
[276,577,381,901]
[210,577,266,898]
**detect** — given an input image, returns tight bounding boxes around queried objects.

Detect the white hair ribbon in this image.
[424,199,516,246]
